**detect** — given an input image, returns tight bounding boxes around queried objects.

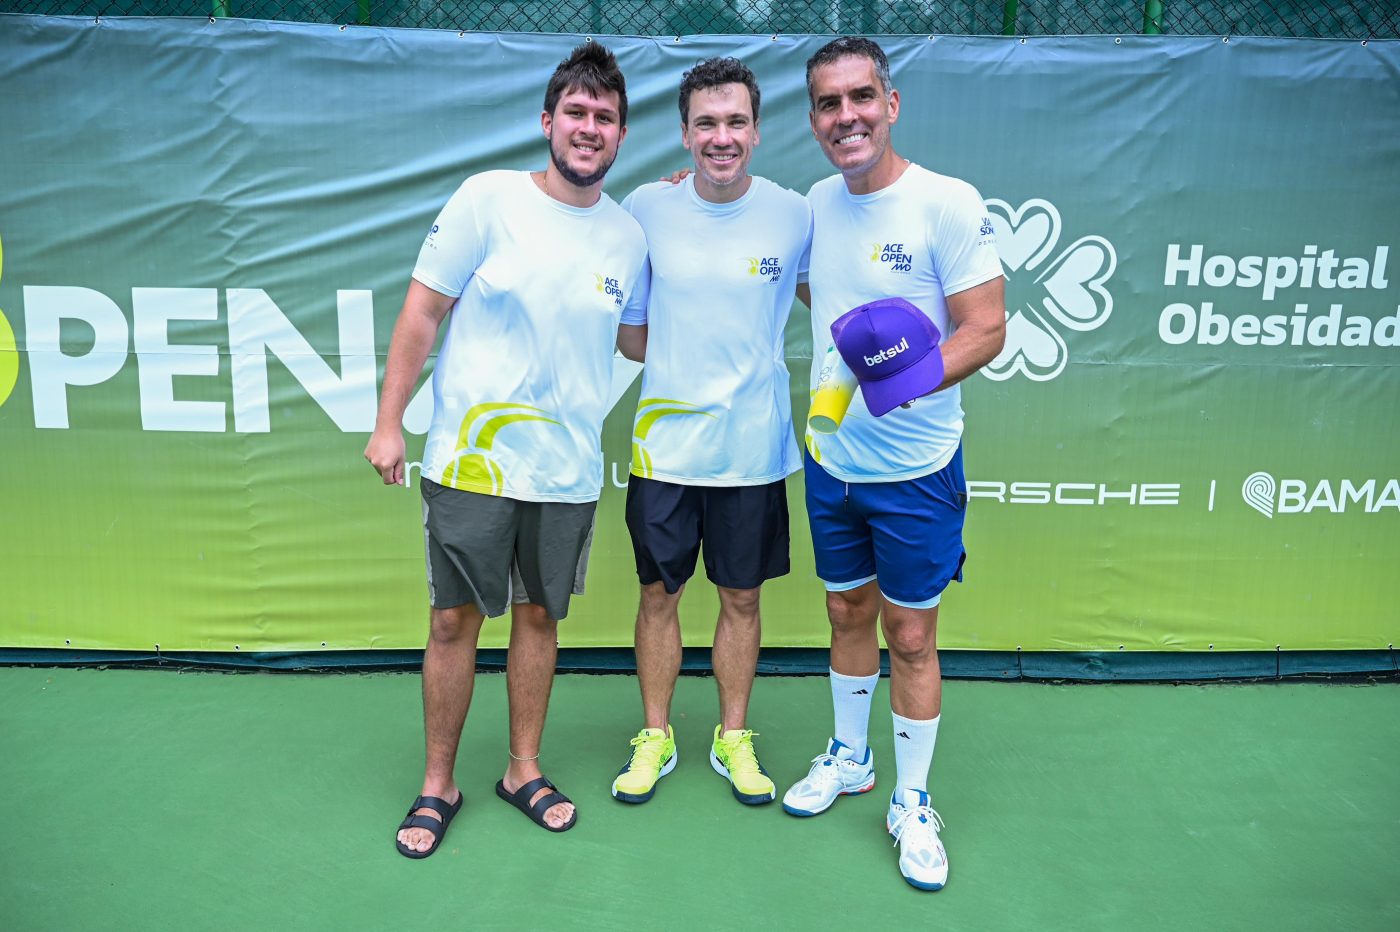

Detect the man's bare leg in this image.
[880,601,941,719]
[499,602,574,828]
[397,602,485,853]
[828,581,882,678]
[713,585,762,731]
[635,581,684,729]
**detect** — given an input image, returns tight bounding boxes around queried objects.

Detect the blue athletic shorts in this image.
[804,447,967,609]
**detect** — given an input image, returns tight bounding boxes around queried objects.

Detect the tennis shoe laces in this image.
[611,725,676,804]
[887,787,948,891]
[781,737,875,817]
[709,726,776,805]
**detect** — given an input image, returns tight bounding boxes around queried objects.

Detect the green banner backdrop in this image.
[0,16,1396,653]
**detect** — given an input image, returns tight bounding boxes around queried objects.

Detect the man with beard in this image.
[780,38,1005,892]
[365,42,649,856]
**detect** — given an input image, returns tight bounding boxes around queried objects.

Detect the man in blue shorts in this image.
[609,58,812,807]
[781,37,1005,892]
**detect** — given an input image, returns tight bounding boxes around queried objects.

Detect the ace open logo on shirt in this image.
[744,256,783,282]
[871,243,914,273]
[595,274,624,307]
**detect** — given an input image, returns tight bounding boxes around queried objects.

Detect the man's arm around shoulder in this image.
[364,280,457,485]
[616,323,647,363]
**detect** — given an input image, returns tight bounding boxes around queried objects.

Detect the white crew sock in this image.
[830,668,879,758]
[892,711,941,794]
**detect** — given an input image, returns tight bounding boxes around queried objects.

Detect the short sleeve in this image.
[412,180,486,298]
[620,253,651,326]
[796,201,814,284]
[931,182,1003,298]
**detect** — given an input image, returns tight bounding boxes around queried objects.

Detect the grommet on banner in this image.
[65,639,71,645]
[339,24,346,31]
[1222,35,1230,43]
[1361,39,1368,46]
[771,35,778,41]
[1208,644,1214,650]
[235,644,241,650]
[321,642,327,647]
[673,36,682,43]
[585,36,593,43]
[1114,37,1121,44]
[458,31,465,37]
[1018,37,1026,45]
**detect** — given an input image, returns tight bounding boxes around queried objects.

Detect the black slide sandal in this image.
[394,792,463,859]
[494,776,577,832]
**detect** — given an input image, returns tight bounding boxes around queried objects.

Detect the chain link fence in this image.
[1,0,1394,37]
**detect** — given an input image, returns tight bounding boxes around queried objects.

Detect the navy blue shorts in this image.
[626,475,790,594]
[804,447,967,609]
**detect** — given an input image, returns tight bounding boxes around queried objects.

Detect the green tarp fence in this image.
[1,16,1396,669]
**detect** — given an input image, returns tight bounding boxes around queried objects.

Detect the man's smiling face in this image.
[683,82,758,199]
[808,54,900,184]
[543,86,626,188]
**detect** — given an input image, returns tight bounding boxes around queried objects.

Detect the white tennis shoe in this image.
[781,738,876,816]
[887,787,948,891]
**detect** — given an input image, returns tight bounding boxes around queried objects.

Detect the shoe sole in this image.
[708,749,775,805]
[611,747,677,804]
[902,876,946,891]
[781,775,876,817]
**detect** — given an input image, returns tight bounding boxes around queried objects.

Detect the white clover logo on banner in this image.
[983,199,1118,382]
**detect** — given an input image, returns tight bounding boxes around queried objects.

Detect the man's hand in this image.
[365,427,407,486]
[660,168,691,185]
[363,279,456,488]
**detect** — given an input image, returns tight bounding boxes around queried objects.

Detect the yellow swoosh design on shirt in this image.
[443,402,561,495]
[630,398,717,478]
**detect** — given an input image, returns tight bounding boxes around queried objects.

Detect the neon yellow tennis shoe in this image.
[611,725,676,804]
[709,726,776,805]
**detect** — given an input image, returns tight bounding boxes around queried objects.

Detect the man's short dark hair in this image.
[544,41,629,126]
[678,57,761,126]
[804,37,892,107]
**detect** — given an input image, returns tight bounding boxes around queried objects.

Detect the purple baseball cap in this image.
[830,297,945,417]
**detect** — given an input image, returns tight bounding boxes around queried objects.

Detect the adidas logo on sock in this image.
[852,688,869,695]
[896,731,911,739]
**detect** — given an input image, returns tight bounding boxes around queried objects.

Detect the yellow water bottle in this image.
[808,344,858,433]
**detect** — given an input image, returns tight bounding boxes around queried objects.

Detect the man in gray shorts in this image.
[365,42,649,856]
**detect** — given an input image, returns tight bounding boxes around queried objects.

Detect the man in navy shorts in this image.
[781,37,1006,892]
[609,58,812,807]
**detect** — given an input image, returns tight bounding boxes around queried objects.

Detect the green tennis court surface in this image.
[2,668,1396,930]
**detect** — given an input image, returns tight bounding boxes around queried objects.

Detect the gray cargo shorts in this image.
[420,478,595,622]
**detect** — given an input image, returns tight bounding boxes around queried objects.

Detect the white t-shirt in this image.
[806,164,1001,482]
[413,170,649,503]
[622,176,812,486]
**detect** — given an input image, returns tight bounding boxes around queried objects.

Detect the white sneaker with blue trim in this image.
[886,787,948,890]
[781,738,876,816]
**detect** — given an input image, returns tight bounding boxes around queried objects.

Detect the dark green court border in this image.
[2,647,1396,681]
